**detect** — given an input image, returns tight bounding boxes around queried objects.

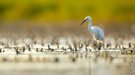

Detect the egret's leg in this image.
[96,42,101,51]
[102,42,105,49]
[97,41,104,51]
[98,45,101,50]
[100,42,105,49]
[93,40,98,50]
[92,40,104,51]
[98,41,105,50]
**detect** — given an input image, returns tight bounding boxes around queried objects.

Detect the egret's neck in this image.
[88,19,92,26]
[88,19,92,31]
[88,22,92,27]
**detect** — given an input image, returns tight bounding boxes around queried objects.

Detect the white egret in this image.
[80,16,105,50]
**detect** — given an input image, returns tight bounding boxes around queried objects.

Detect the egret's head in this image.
[80,16,92,25]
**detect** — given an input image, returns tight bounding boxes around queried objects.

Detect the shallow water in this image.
[0,35,134,75]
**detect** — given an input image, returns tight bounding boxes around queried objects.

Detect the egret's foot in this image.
[98,45,101,51]
[93,43,101,51]
[98,42,104,50]
[93,40,97,50]
[97,43,104,51]
[92,40,104,51]
[93,43,97,50]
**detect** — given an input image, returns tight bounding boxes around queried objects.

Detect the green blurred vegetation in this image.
[0,0,135,23]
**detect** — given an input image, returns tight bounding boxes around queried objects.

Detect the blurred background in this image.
[0,0,135,36]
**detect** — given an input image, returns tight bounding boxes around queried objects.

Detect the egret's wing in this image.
[92,26,105,41]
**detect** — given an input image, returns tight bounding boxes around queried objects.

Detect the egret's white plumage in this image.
[89,26,105,41]
[81,16,105,49]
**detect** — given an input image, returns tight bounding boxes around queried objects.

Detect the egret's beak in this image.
[80,19,87,25]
